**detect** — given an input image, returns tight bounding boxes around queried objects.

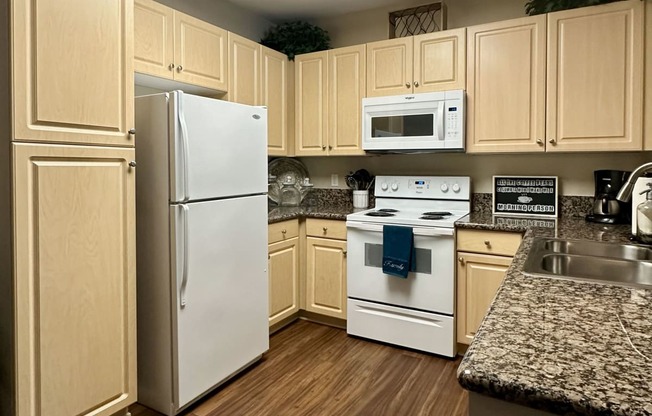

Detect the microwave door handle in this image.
[437,101,445,141]
[346,221,454,237]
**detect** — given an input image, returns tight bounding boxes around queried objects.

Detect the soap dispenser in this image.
[636,183,652,243]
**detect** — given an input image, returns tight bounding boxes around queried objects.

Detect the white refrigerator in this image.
[135,91,269,415]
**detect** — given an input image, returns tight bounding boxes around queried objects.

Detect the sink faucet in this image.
[616,162,652,202]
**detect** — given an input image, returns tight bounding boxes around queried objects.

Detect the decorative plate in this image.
[268,158,310,204]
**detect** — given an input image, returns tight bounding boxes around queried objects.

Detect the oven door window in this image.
[364,243,432,274]
[371,114,434,138]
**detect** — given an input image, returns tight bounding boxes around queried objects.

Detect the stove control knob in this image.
[381,182,388,191]
[440,183,449,192]
[452,183,461,193]
[391,183,399,191]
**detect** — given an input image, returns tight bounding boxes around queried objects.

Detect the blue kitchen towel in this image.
[382,225,416,278]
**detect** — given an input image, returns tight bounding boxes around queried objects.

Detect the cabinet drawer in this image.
[268,219,299,244]
[456,229,522,257]
[306,218,346,240]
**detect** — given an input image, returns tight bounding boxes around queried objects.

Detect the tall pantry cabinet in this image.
[1,1,137,416]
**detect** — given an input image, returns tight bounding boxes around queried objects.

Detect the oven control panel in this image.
[375,176,471,200]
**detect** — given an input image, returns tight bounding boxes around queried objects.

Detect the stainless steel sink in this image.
[523,238,652,289]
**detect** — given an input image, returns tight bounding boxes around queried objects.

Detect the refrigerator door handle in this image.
[180,204,189,308]
[178,94,190,202]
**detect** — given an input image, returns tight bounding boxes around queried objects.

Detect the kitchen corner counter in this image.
[268,205,357,224]
[456,213,652,416]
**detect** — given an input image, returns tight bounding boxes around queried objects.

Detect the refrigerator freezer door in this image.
[170,194,268,410]
[169,92,268,203]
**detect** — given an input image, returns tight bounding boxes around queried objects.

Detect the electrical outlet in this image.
[331,174,339,187]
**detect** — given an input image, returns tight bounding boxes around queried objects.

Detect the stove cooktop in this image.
[350,207,469,228]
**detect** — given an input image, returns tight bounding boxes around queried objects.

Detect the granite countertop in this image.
[268,204,358,223]
[456,213,652,416]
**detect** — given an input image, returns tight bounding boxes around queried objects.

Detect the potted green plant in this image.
[261,21,330,60]
[525,0,618,15]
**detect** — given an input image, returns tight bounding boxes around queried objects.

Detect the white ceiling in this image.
[227,0,405,20]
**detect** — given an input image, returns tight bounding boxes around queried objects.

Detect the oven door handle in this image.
[346,221,454,237]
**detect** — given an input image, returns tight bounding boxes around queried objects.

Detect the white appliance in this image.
[362,90,465,152]
[135,91,269,415]
[346,176,471,357]
[631,176,652,235]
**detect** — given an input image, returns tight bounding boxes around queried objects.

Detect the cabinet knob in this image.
[323,227,328,233]
[128,160,137,169]
[536,139,543,146]
[281,229,287,234]
[548,138,557,145]
[177,65,183,72]
[169,63,175,70]
[484,240,491,247]
[343,250,347,256]
[414,81,420,87]
[458,256,465,264]
[328,145,333,151]
[128,128,136,137]
[322,145,326,150]
[405,83,411,89]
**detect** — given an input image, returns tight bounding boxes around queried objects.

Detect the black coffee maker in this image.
[586,170,631,224]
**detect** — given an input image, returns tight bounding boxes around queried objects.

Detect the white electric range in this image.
[346,175,471,357]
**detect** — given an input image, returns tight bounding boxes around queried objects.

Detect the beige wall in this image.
[313,0,526,47]
[298,152,652,196]
[155,0,274,42]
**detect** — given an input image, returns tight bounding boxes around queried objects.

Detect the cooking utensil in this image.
[366,177,375,190]
[345,174,358,190]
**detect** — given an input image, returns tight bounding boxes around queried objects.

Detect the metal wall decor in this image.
[389,2,447,38]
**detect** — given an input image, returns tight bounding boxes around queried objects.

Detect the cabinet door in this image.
[414,28,466,92]
[268,238,300,326]
[13,143,136,416]
[12,0,134,146]
[174,11,228,92]
[466,16,546,153]
[295,51,328,156]
[456,252,512,345]
[366,37,413,97]
[646,0,652,151]
[306,237,347,319]
[328,45,366,156]
[262,47,290,156]
[546,1,643,152]
[228,32,261,106]
[134,0,174,79]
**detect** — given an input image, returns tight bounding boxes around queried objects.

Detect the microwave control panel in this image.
[443,92,464,146]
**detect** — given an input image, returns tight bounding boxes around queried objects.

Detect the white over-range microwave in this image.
[362,90,465,152]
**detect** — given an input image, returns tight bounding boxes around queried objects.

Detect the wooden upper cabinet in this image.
[134,0,228,92]
[646,0,652,151]
[228,32,261,106]
[13,143,136,416]
[328,45,366,155]
[12,0,134,147]
[134,0,174,78]
[466,15,546,153]
[546,0,643,152]
[295,51,328,155]
[413,28,466,93]
[366,37,413,97]
[262,47,290,156]
[174,11,228,91]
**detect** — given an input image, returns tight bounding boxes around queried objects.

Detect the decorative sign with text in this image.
[492,176,558,218]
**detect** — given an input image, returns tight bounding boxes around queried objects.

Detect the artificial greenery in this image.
[261,21,330,60]
[525,0,618,15]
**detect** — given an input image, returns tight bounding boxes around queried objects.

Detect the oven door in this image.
[346,221,454,315]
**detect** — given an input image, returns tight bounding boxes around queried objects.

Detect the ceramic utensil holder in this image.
[353,190,369,209]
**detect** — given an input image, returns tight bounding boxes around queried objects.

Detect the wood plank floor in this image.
[130,320,468,416]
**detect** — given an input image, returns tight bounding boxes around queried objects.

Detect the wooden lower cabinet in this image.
[13,143,137,416]
[456,229,521,346]
[456,253,513,344]
[305,237,347,319]
[268,237,300,326]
